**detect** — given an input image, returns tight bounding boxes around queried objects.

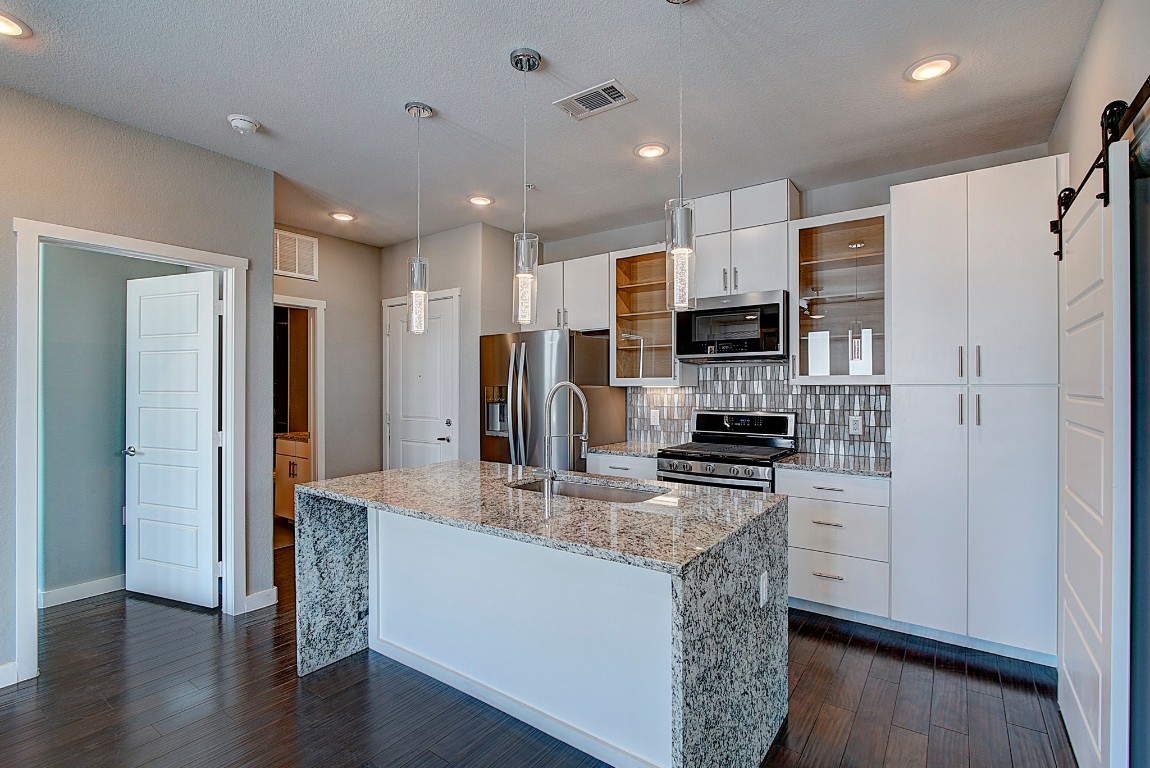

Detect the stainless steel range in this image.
[656,410,797,492]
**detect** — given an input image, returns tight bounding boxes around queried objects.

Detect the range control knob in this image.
[743,467,756,478]
[729,467,740,476]
[704,463,716,474]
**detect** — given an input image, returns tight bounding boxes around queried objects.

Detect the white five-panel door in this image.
[1058,142,1131,768]
[386,295,459,469]
[124,271,219,608]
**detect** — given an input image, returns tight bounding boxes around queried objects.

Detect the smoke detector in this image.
[227,114,261,135]
[553,80,637,120]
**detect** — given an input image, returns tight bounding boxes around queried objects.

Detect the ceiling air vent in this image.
[274,229,319,281]
[553,80,637,120]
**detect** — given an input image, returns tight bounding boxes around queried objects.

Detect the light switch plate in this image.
[848,415,863,436]
[649,408,660,427]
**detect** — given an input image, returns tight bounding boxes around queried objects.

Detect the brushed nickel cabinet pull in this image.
[959,393,965,425]
[608,465,631,471]
[958,345,964,378]
[976,393,982,426]
[556,309,562,327]
[812,485,844,493]
[733,266,739,291]
[976,345,982,377]
[811,520,844,528]
[812,572,844,581]
[722,268,728,292]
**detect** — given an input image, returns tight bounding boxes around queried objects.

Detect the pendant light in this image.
[510,48,542,325]
[405,101,433,334]
[665,0,696,310]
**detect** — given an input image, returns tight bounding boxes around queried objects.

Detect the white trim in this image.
[38,575,126,609]
[13,218,251,685]
[0,662,16,692]
[243,587,280,613]
[788,598,1058,667]
[273,294,327,481]
[371,639,659,768]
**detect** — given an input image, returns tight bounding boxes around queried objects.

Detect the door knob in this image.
[437,436,451,443]
[122,446,137,456]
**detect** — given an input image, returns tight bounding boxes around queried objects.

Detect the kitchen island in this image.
[294,461,788,768]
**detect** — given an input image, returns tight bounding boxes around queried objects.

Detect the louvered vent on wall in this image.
[274,230,319,281]
[553,80,637,120]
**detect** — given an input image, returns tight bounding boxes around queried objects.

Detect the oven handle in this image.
[657,470,770,492]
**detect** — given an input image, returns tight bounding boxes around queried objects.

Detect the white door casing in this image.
[1057,141,1131,768]
[385,291,460,469]
[125,271,220,608]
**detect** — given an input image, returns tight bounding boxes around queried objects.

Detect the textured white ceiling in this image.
[0,0,1101,247]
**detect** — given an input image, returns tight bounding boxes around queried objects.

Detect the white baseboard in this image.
[243,587,279,613]
[370,638,660,768]
[788,597,1058,667]
[0,661,17,691]
[38,574,126,609]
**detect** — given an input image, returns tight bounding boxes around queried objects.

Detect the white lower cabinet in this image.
[777,468,891,618]
[586,453,658,481]
[891,384,1058,655]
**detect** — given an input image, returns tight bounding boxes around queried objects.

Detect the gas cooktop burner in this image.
[659,441,795,463]
[654,410,798,491]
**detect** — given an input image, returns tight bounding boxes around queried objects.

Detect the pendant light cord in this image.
[677,0,684,202]
[416,111,423,261]
[522,65,528,238]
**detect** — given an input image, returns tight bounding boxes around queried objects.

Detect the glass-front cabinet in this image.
[609,244,697,387]
[788,205,891,384]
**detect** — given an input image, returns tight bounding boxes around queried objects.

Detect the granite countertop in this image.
[775,452,891,478]
[586,440,675,459]
[298,460,786,575]
[275,431,310,442]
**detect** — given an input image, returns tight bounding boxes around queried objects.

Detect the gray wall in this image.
[273,225,383,477]
[543,220,666,264]
[0,86,275,665]
[39,245,188,593]
[380,222,516,462]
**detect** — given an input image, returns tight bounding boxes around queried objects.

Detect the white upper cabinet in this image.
[890,156,1062,386]
[890,173,969,385]
[731,222,788,295]
[694,232,731,299]
[693,192,731,236]
[523,254,610,332]
[967,157,1059,386]
[731,180,800,230]
[563,253,610,331]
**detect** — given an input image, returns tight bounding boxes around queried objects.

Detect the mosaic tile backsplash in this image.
[627,363,890,458]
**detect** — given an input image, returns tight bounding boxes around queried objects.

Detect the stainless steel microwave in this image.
[675,290,788,361]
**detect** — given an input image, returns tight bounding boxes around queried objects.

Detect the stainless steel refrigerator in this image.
[480,330,626,471]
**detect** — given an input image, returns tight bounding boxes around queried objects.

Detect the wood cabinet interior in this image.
[614,250,674,380]
[797,216,886,377]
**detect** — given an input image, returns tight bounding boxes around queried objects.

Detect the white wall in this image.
[273,225,383,476]
[543,220,665,264]
[0,86,275,665]
[1048,0,1150,179]
[381,223,517,461]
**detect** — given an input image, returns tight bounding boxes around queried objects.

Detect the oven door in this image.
[675,290,786,360]
[657,469,771,493]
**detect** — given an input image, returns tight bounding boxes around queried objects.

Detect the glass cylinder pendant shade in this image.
[665,198,696,310]
[407,255,429,334]
[512,233,540,325]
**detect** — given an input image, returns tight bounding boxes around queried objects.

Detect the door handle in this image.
[506,344,518,464]
[437,436,451,442]
[733,266,739,291]
[722,268,728,292]
[122,446,138,456]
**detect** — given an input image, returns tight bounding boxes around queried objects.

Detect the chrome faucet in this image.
[540,381,590,481]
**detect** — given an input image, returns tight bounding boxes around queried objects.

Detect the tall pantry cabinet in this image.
[889,155,1063,655]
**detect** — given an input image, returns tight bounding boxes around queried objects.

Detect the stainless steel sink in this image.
[511,478,667,504]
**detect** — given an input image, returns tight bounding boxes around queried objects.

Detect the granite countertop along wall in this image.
[297,460,785,575]
[586,440,671,459]
[275,431,310,442]
[775,452,892,478]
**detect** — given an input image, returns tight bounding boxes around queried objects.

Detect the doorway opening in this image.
[13,219,251,685]
[271,295,327,552]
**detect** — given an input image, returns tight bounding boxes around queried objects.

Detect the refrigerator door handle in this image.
[516,342,527,464]
[505,343,518,464]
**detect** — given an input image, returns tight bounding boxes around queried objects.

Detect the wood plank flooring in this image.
[0,549,1077,767]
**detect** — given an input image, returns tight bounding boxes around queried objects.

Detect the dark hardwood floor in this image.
[0,548,1077,767]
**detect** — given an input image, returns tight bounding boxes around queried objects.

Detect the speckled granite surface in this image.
[586,440,673,459]
[776,452,892,478]
[275,431,310,442]
[295,460,789,766]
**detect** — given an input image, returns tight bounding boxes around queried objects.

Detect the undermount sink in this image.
[511,478,668,504]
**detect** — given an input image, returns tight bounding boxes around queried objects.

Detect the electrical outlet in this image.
[848,414,864,436]
[649,408,660,427]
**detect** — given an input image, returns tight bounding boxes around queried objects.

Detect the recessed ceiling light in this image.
[635,143,669,159]
[329,212,356,222]
[0,11,31,38]
[467,195,495,206]
[848,241,865,249]
[907,55,959,82]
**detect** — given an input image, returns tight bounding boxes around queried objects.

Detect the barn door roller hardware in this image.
[1051,73,1150,260]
